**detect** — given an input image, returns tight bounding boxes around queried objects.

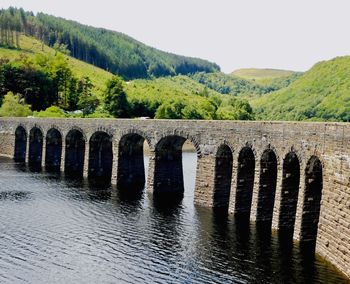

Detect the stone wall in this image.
[0,117,348,278]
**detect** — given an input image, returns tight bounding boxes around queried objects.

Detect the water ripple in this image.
[0,156,348,284]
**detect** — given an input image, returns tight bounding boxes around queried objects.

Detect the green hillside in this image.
[232,68,302,90]
[127,75,221,99]
[232,68,295,81]
[190,71,302,100]
[0,7,219,79]
[125,75,253,120]
[253,56,350,121]
[126,76,218,119]
[0,35,113,98]
[190,72,267,97]
[0,34,253,120]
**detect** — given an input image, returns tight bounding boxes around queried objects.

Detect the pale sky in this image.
[1,0,350,73]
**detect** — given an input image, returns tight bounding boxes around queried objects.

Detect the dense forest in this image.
[0,7,219,80]
[0,53,100,113]
[125,76,253,120]
[0,55,253,120]
[191,71,302,98]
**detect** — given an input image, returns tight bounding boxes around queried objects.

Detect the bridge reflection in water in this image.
[13,124,323,252]
[0,155,346,283]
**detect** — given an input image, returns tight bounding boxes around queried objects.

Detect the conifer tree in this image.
[104,76,129,118]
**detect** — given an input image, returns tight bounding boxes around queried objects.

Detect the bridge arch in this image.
[279,151,300,232]
[88,131,113,181]
[89,126,114,140]
[68,126,87,141]
[28,127,43,168]
[65,129,86,176]
[117,132,149,191]
[256,148,278,224]
[157,130,202,157]
[117,128,152,149]
[213,144,233,211]
[45,128,62,172]
[235,145,256,218]
[300,155,323,246]
[14,125,27,162]
[153,134,196,198]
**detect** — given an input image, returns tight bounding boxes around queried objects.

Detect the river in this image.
[0,153,348,283]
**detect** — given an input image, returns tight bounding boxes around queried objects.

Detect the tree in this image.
[66,76,78,110]
[182,100,215,119]
[85,107,112,118]
[34,106,66,118]
[104,76,129,117]
[0,61,56,110]
[34,52,75,108]
[155,99,185,119]
[0,92,32,117]
[215,98,254,120]
[53,43,70,55]
[75,76,99,115]
[77,92,99,116]
[49,52,73,107]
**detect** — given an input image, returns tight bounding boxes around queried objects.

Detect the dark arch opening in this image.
[117,133,147,192]
[45,128,62,172]
[279,152,300,233]
[14,126,27,162]
[257,149,278,224]
[213,144,233,212]
[300,156,323,247]
[65,130,85,177]
[235,146,255,219]
[88,131,113,181]
[29,127,43,169]
[154,135,187,199]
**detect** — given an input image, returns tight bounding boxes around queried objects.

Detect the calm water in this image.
[0,154,348,284]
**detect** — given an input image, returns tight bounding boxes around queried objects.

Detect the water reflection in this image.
[0,156,348,284]
[0,191,31,201]
[28,162,42,173]
[14,162,27,172]
[117,186,144,202]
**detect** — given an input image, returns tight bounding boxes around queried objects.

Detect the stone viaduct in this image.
[0,117,349,278]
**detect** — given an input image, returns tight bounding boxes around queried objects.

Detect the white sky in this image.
[1,0,350,73]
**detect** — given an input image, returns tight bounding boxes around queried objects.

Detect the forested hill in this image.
[190,71,301,99]
[0,7,220,79]
[253,56,350,121]
[0,34,254,120]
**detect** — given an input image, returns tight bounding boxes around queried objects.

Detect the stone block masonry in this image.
[0,117,349,278]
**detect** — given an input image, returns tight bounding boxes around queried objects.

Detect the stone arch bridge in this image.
[0,117,349,278]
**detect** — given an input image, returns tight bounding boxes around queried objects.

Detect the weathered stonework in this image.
[0,117,349,278]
